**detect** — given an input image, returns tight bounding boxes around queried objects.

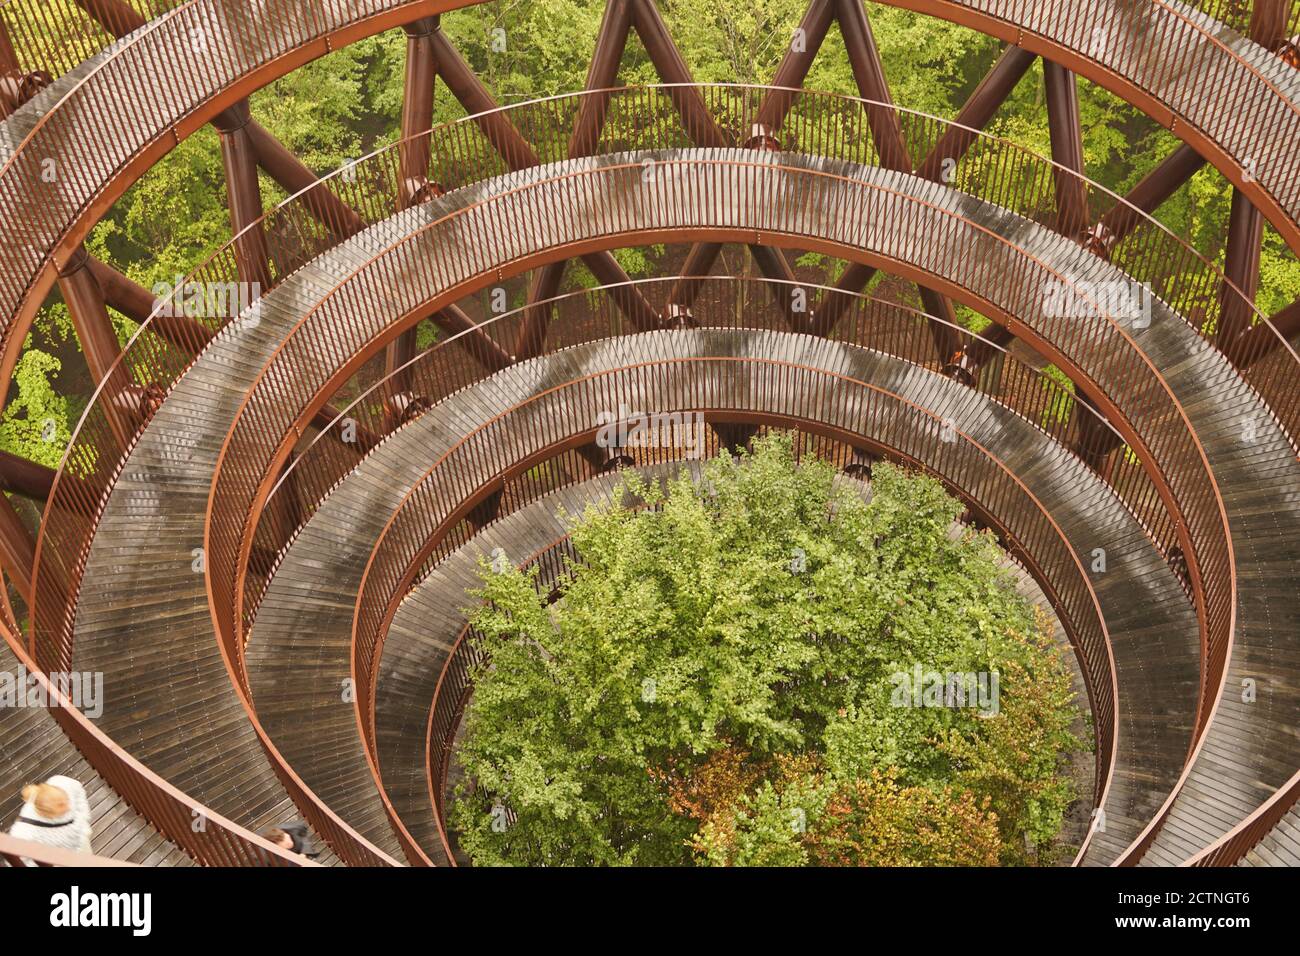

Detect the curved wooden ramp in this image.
[0,636,192,866]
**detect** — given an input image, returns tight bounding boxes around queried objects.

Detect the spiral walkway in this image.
[1,0,1297,868]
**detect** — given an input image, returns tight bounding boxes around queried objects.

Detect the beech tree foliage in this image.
[452,435,1084,865]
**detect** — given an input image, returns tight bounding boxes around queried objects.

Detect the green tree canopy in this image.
[452,434,1084,865]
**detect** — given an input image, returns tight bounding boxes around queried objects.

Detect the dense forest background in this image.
[6,0,1297,473]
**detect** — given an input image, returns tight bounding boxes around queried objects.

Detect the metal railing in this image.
[1184,768,1300,866]
[0,831,137,866]
[0,620,307,867]
[0,0,185,79]
[31,87,1292,682]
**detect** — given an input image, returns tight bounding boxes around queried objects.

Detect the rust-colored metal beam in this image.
[569,0,636,158]
[514,263,567,362]
[755,0,837,133]
[625,1,812,322]
[215,101,273,292]
[1230,296,1300,367]
[84,257,217,350]
[1213,1,1284,353]
[667,0,838,313]
[399,17,440,203]
[388,17,442,392]
[1070,388,1123,472]
[430,27,659,332]
[628,0,729,149]
[1219,188,1264,346]
[0,450,54,501]
[918,288,964,365]
[915,44,1036,181]
[822,45,1034,338]
[57,248,135,448]
[430,304,514,372]
[810,262,877,338]
[1093,144,1205,253]
[666,242,727,313]
[835,0,909,171]
[0,17,18,74]
[71,0,153,37]
[1043,60,1089,238]
[520,0,637,358]
[1249,0,1292,50]
[245,122,367,240]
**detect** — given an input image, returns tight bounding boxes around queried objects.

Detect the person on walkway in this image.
[262,821,317,860]
[7,775,92,863]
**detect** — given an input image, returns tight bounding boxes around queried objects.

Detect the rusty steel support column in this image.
[57,248,134,448]
[215,101,273,293]
[915,45,1036,180]
[1093,144,1205,253]
[387,17,441,394]
[71,0,148,36]
[628,0,729,148]
[1219,188,1264,348]
[399,17,440,205]
[713,422,760,455]
[1071,389,1122,472]
[467,488,504,531]
[428,29,537,169]
[569,0,635,158]
[623,1,802,325]
[0,450,54,502]
[669,0,836,312]
[245,122,367,240]
[430,27,659,332]
[85,257,217,352]
[430,305,514,372]
[1043,60,1090,238]
[809,263,877,338]
[513,263,567,362]
[755,0,837,132]
[820,45,1034,339]
[0,495,35,601]
[1231,296,1300,367]
[0,16,17,73]
[519,0,636,360]
[1213,3,1284,354]
[835,0,909,171]
[1248,0,1292,50]
[918,289,964,367]
[838,0,964,353]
